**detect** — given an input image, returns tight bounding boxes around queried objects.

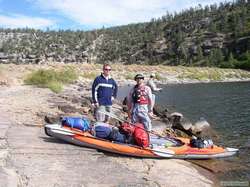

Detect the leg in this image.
[131,105,139,124]
[96,105,106,122]
[138,111,152,131]
[151,94,155,111]
[104,105,112,122]
[136,105,151,131]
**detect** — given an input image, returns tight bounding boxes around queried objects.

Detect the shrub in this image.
[25,69,56,86]
[235,60,250,70]
[155,73,163,81]
[47,81,63,93]
[57,67,78,83]
[125,73,135,80]
[24,68,78,93]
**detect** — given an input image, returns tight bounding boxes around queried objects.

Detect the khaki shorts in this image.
[95,105,112,122]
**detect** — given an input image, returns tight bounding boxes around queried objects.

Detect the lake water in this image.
[118,81,250,182]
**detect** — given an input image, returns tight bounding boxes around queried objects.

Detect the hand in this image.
[92,102,99,108]
[157,88,162,91]
[148,112,154,117]
[111,96,115,101]
[127,112,131,119]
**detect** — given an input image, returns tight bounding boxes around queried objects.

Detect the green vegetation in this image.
[24,67,78,93]
[46,81,63,93]
[0,0,249,70]
[155,73,164,81]
[124,73,135,80]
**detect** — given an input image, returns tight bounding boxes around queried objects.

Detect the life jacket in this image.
[132,85,149,105]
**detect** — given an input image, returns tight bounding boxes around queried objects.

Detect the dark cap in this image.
[134,74,144,80]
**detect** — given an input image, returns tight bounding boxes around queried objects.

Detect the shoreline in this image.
[117,77,250,87]
[1,63,250,87]
[0,84,220,187]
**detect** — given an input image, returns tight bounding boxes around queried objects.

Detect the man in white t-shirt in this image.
[147,73,162,111]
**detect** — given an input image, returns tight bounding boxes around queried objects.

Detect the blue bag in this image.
[62,117,90,131]
[94,125,112,138]
[109,130,126,143]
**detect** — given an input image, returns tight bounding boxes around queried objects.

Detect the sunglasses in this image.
[104,68,111,71]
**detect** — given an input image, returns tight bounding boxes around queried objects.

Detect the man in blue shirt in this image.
[92,64,118,122]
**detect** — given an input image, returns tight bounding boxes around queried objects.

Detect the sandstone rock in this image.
[79,106,90,114]
[0,167,20,187]
[44,113,61,124]
[58,104,78,113]
[80,97,92,107]
[0,52,8,59]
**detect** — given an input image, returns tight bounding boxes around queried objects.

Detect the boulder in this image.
[43,113,61,124]
[192,118,210,134]
[79,106,90,114]
[0,53,8,59]
[80,96,92,108]
[153,105,170,118]
[192,118,219,139]
[170,112,194,137]
[58,104,78,113]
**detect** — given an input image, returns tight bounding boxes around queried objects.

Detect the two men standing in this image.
[92,65,160,132]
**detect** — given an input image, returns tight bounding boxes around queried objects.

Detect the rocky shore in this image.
[1,63,248,186]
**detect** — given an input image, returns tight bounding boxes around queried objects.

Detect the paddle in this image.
[98,109,167,138]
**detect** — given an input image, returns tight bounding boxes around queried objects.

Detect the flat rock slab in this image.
[7,125,149,186]
[0,167,19,187]
[4,124,217,187]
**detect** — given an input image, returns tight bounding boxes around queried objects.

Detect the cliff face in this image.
[0,0,249,69]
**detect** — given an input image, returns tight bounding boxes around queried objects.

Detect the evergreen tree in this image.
[196,45,203,61]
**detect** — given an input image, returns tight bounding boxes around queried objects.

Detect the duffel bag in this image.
[109,128,126,143]
[134,123,149,148]
[94,122,112,139]
[62,117,90,131]
[119,122,135,135]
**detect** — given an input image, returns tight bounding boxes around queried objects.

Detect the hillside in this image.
[0,0,249,69]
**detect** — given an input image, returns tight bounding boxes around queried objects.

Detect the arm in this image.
[91,77,98,104]
[146,86,153,112]
[148,80,161,92]
[112,80,118,99]
[126,88,134,118]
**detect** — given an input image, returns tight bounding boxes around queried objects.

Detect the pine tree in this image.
[196,45,203,61]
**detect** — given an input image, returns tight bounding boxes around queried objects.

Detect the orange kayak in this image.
[44,124,238,159]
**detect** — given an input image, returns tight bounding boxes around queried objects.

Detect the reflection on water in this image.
[118,81,250,181]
